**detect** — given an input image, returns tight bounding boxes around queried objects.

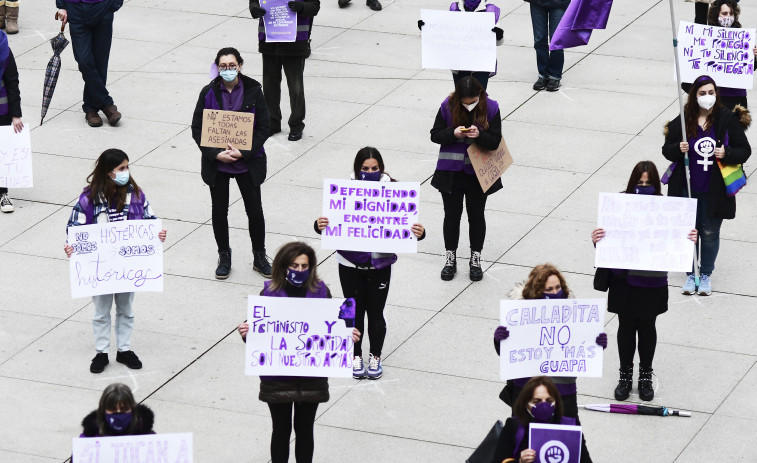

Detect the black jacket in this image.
[492,417,592,463]
[80,404,155,437]
[523,0,570,8]
[252,0,320,57]
[191,74,271,187]
[662,105,751,219]
[0,50,21,126]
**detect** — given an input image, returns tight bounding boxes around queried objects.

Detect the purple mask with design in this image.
[543,289,566,299]
[360,171,382,181]
[464,0,482,11]
[635,185,656,195]
[528,402,555,423]
[106,412,132,432]
[287,268,309,287]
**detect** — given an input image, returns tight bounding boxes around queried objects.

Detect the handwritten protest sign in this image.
[468,136,513,193]
[0,125,32,188]
[245,296,355,378]
[68,220,164,298]
[421,9,496,72]
[200,109,255,149]
[677,21,755,89]
[529,424,582,463]
[73,433,193,463]
[321,178,420,253]
[499,298,605,381]
[262,0,297,42]
[595,193,696,273]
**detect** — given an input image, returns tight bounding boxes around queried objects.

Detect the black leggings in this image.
[338,264,391,357]
[617,315,657,369]
[267,402,319,463]
[209,170,266,251]
[441,184,488,252]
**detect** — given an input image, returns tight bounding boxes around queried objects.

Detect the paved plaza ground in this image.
[1,0,757,461]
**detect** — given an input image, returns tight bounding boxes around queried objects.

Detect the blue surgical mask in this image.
[528,401,555,423]
[113,170,130,186]
[360,171,382,181]
[106,412,133,432]
[220,69,238,82]
[287,268,309,287]
[543,289,565,299]
[635,185,656,195]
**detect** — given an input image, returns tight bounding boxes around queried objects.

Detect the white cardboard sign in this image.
[421,9,496,72]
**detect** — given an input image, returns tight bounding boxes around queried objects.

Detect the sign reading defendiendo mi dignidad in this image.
[200,109,255,149]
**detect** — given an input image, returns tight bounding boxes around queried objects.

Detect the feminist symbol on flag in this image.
[694,137,716,171]
[540,440,570,463]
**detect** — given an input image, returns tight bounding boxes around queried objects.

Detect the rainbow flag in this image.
[718,161,747,196]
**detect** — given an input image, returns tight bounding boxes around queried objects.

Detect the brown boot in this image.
[102,104,121,126]
[5,5,18,34]
[0,5,7,30]
[85,111,103,127]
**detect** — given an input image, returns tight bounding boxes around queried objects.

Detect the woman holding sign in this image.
[0,30,23,213]
[314,147,426,380]
[238,242,361,463]
[191,47,272,280]
[430,76,501,282]
[78,383,155,438]
[64,149,167,374]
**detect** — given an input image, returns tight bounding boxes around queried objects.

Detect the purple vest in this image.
[611,269,668,288]
[337,250,397,269]
[204,82,264,159]
[449,1,501,22]
[263,280,329,298]
[257,1,313,43]
[77,188,146,225]
[436,96,500,174]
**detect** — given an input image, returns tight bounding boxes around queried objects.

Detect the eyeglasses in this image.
[218,64,238,71]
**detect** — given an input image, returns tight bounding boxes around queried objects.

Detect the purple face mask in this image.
[543,289,566,299]
[106,412,132,432]
[635,185,656,195]
[528,401,555,423]
[360,171,381,181]
[464,0,482,11]
[287,268,309,287]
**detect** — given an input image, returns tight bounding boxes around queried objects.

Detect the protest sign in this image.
[0,125,32,188]
[529,424,582,463]
[467,136,513,193]
[677,21,755,89]
[68,220,164,298]
[499,298,605,381]
[421,9,496,72]
[245,295,355,378]
[200,109,255,149]
[595,193,697,272]
[320,178,420,253]
[73,432,193,463]
[262,0,297,42]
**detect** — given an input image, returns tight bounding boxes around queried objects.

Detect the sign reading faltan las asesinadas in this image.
[200,109,255,149]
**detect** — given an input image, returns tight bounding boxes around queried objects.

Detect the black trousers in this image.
[68,1,115,112]
[441,179,488,252]
[338,265,391,357]
[617,315,658,369]
[267,402,319,463]
[262,54,306,132]
[209,171,266,252]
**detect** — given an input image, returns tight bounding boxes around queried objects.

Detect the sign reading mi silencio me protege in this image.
[321,179,421,253]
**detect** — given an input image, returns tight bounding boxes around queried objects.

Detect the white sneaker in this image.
[0,193,13,213]
[352,356,366,379]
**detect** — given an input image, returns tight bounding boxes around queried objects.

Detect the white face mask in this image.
[463,100,479,112]
[718,16,734,27]
[697,94,717,111]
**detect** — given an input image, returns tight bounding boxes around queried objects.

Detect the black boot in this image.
[469,251,483,281]
[614,364,633,401]
[441,250,456,281]
[638,365,655,401]
[253,249,272,278]
[215,249,232,280]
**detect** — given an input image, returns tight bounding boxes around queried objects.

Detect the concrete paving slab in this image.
[317,29,420,70]
[0,450,59,463]
[0,310,62,365]
[113,7,228,45]
[0,200,61,247]
[716,362,757,420]
[5,153,92,206]
[675,414,757,462]
[185,16,263,56]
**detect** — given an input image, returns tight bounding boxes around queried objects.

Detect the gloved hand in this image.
[494,326,510,343]
[418,20,425,31]
[492,27,503,41]
[288,1,305,12]
[596,333,608,349]
[249,4,266,18]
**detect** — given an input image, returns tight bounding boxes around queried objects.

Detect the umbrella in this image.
[580,404,692,417]
[40,14,69,125]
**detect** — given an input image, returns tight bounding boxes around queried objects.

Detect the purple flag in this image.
[550,0,614,51]
[529,423,582,463]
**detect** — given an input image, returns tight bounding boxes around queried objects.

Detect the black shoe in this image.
[638,366,654,401]
[338,0,351,7]
[216,249,232,280]
[469,251,483,282]
[253,250,272,278]
[533,76,548,91]
[441,250,456,281]
[366,0,382,10]
[546,78,561,92]
[270,127,282,135]
[90,353,109,373]
[614,365,633,401]
[288,131,303,141]
[116,350,143,370]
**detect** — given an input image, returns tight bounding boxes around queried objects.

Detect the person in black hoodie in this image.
[79,383,155,439]
[0,30,23,214]
[191,47,272,281]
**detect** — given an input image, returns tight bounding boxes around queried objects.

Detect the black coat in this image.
[252,0,320,57]
[492,417,592,463]
[0,50,21,126]
[80,404,155,437]
[662,105,751,219]
[191,74,271,187]
[523,0,570,9]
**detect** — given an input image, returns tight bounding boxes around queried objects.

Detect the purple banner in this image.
[262,0,297,43]
[529,424,582,463]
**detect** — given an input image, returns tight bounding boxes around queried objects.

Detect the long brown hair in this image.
[522,264,569,300]
[96,383,137,436]
[684,75,721,138]
[707,0,741,27]
[352,146,395,181]
[449,76,489,131]
[513,376,564,426]
[86,149,141,212]
[268,242,322,293]
[625,161,662,195]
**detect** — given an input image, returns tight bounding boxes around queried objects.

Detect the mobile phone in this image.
[460,128,472,132]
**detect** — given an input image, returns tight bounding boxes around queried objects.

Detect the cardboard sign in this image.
[500,298,605,381]
[677,21,755,89]
[529,424,582,463]
[245,295,356,378]
[320,178,420,253]
[200,109,255,149]
[595,193,697,272]
[67,220,164,298]
[262,0,297,42]
[73,433,193,463]
[0,125,32,188]
[421,9,496,72]
[467,136,513,192]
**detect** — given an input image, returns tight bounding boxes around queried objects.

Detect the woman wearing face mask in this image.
[191,47,272,281]
[592,161,698,401]
[64,149,167,374]
[662,75,750,296]
[314,147,426,380]
[238,242,361,463]
[491,376,593,463]
[492,264,607,420]
[430,76,502,282]
[78,383,154,441]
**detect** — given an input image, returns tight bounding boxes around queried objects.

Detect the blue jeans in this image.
[68,1,115,112]
[92,292,134,353]
[691,191,723,276]
[529,3,565,79]
[452,71,489,91]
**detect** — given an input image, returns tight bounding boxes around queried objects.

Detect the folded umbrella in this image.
[41,15,69,125]
[580,403,692,417]
[550,0,614,50]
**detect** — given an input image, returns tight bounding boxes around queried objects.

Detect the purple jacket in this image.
[435,96,500,174]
